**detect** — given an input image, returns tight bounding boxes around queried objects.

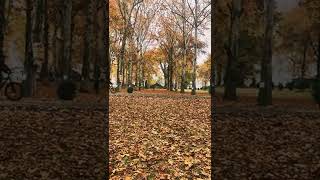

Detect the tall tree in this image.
[300,0,320,79]
[211,1,217,179]
[40,0,49,81]
[0,0,5,65]
[33,0,44,42]
[61,0,72,80]
[187,0,211,95]
[224,0,242,100]
[277,6,314,80]
[157,10,180,91]
[258,0,275,106]
[102,0,109,179]
[116,0,143,89]
[164,0,193,93]
[24,0,36,97]
[181,0,188,93]
[52,1,63,76]
[133,0,159,90]
[80,0,96,92]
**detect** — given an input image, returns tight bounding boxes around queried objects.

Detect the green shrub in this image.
[57,80,77,100]
[312,80,320,107]
[127,86,134,93]
[202,86,209,90]
[295,79,310,90]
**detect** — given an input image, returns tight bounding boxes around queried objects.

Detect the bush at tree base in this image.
[294,79,310,90]
[57,80,77,100]
[127,86,134,93]
[201,86,208,90]
[312,80,320,107]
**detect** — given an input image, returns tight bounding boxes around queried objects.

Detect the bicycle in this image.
[0,71,23,101]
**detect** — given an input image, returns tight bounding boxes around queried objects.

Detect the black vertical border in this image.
[103,0,110,179]
[211,0,217,179]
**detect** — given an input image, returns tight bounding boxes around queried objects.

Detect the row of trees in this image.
[2,0,318,103]
[213,0,276,105]
[213,0,320,106]
[278,0,320,80]
[0,0,109,96]
[109,0,211,94]
[0,1,6,67]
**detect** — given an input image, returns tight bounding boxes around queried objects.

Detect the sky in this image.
[198,27,211,64]
[276,0,299,12]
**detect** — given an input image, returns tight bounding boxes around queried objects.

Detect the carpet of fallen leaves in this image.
[109,95,211,179]
[1,89,320,179]
[0,105,106,179]
[215,110,320,179]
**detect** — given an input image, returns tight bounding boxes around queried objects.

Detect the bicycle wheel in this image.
[5,82,23,101]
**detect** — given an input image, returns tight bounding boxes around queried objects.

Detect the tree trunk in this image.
[116,56,120,90]
[142,64,145,88]
[168,48,174,91]
[167,59,171,90]
[119,29,128,88]
[52,13,58,76]
[70,15,75,73]
[61,0,72,80]
[4,1,12,32]
[176,76,179,91]
[94,0,108,93]
[169,66,173,91]
[40,0,49,81]
[317,34,320,79]
[57,9,64,78]
[160,62,168,88]
[102,0,109,178]
[138,62,142,90]
[224,0,242,101]
[0,0,5,64]
[33,0,44,43]
[300,41,308,79]
[171,53,175,91]
[122,60,126,87]
[167,61,170,90]
[135,63,139,86]
[180,0,187,93]
[128,58,132,85]
[191,0,198,95]
[258,0,274,106]
[81,0,95,92]
[24,0,36,97]
[93,63,100,94]
[217,62,222,86]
